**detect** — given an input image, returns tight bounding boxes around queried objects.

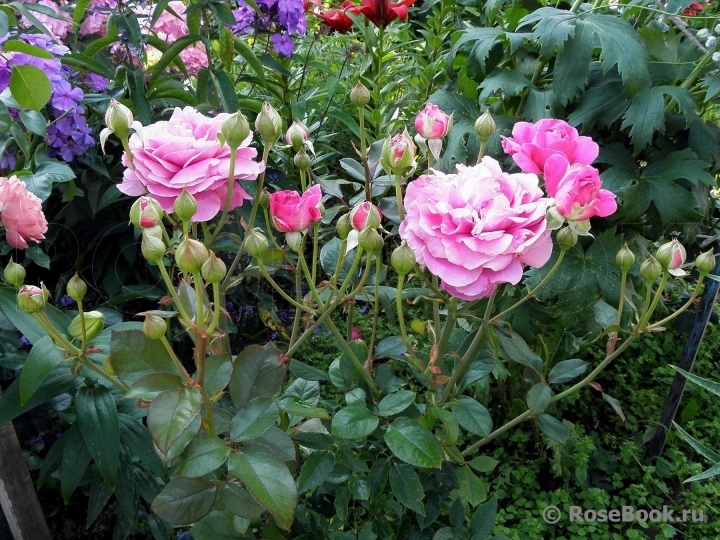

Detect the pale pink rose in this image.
[117,107,264,222]
[179,44,209,75]
[349,201,382,230]
[399,158,552,301]
[269,185,322,232]
[501,119,599,175]
[544,155,617,221]
[80,11,108,36]
[24,1,73,40]
[415,103,451,139]
[0,176,48,249]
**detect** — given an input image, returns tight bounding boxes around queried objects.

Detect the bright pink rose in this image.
[0,176,48,249]
[399,158,552,300]
[117,107,264,222]
[351,327,363,340]
[501,119,599,175]
[415,103,451,139]
[544,155,617,221]
[269,185,323,232]
[350,201,382,230]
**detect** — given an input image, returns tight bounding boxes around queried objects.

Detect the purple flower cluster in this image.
[0,34,94,165]
[231,0,306,57]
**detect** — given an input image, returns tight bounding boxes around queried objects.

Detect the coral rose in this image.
[501,119,599,175]
[0,176,48,249]
[269,185,323,232]
[399,158,552,300]
[543,155,617,222]
[117,107,264,222]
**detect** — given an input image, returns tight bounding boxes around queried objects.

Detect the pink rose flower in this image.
[415,103,452,139]
[269,185,323,232]
[544,155,617,221]
[501,119,599,175]
[351,327,363,340]
[117,107,264,222]
[350,201,382,230]
[399,157,552,301]
[0,176,48,249]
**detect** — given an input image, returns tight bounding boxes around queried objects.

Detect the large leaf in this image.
[19,335,65,405]
[9,64,51,110]
[229,344,286,408]
[60,423,92,503]
[390,463,425,515]
[76,385,120,489]
[671,366,720,398]
[548,359,588,384]
[227,445,297,530]
[384,418,443,468]
[495,327,543,376]
[175,431,231,478]
[297,449,336,493]
[537,413,569,444]
[125,372,183,402]
[469,497,497,539]
[147,387,203,455]
[229,396,278,442]
[118,413,165,477]
[451,396,493,437]
[526,383,552,416]
[520,8,578,56]
[151,477,217,525]
[109,328,177,386]
[378,390,416,417]
[331,405,379,440]
[220,482,265,519]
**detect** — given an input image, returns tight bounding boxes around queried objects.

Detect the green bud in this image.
[68,311,105,341]
[104,99,133,140]
[143,224,164,240]
[391,243,416,275]
[556,227,577,251]
[17,284,45,313]
[350,81,371,107]
[285,231,303,253]
[640,256,663,282]
[67,273,87,302]
[174,188,198,222]
[201,251,227,283]
[337,213,352,240]
[142,313,167,340]
[285,121,308,152]
[358,227,384,253]
[380,129,416,176]
[129,196,163,228]
[175,238,209,274]
[474,109,496,143]
[294,148,311,171]
[244,228,269,259]
[4,258,25,288]
[220,111,251,150]
[695,248,715,275]
[258,188,271,209]
[255,102,282,146]
[615,243,635,272]
[142,233,166,262]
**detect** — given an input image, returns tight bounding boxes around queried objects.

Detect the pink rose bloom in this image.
[80,11,108,36]
[269,185,323,232]
[350,201,382,230]
[117,107,264,222]
[544,155,617,221]
[0,176,48,249]
[179,44,209,76]
[24,1,73,40]
[501,119,599,175]
[351,327,363,340]
[415,103,451,139]
[399,157,552,301]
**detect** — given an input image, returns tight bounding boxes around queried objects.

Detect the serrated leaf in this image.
[468,456,499,473]
[548,359,588,384]
[151,477,216,525]
[469,497,497,539]
[175,432,231,478]
[496,328,543,375]
[479,69,532,103]
[229,344,285,408]
[538,413,568,443]
[552,19,593,106]
[288,359,329,381]
[331,405,379,439]
[456,465,487,506]
[526,383,552,415]
[451,396,493,437]
[621,87,664,150]
[125,372,183,402]
[390,463,425,515]
[147,387,202,455]
[378,390,415,416]
[519,8,577,56]
[220,482,265,519]
[297,450,335,493]
[229,396,278,442]
[384,417,443,468]
[109,328,177,386]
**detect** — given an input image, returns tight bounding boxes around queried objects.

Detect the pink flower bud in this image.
[349,202,382,230]
[130,196,164,228]
[415,103,452,139]
[380,130,416,175]
[351,327,363,340]
[17,284,45,313]
[656,239,686,270]
[286,121,308,151]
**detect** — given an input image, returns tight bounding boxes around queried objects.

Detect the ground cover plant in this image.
[0,0,719,538]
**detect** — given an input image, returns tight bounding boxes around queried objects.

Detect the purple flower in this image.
[0,151,16,172]
[60,295,75,308]
[47,109,95,161]
[20,335,31,346]
[51,81,84,111]
[85,73,109,92]
[271,32,294,56]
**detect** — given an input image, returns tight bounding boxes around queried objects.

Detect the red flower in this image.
[306,0,356,33]
[348,0,416,28]
[683,0,706,15]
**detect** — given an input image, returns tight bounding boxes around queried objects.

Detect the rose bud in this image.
[4,258,25,288]
[337,213,352,240]
[143,313,167,340]
[67,273,87,303]
[129,196,164,228]
[656,239,686,270]
[286,121,308,152]
[415,103,452,140]
[17,284,45,313]
[556,227,577,251]
[294,148,311,171]
[175,238,210,274]
[258,188,271,209]
[255,102,282,146]
[201,251,227,283]
[68,311,105,342]
[358,227,384,253]
[474,109,496,143]
[104,99,134,138]
[695,249,715,275]
[350,81,371,107]
[391,243,416,275]
[174,188,198,222]
[244,228,269,260]
[351,327,363,340]
[616,243,635,272]
[380,130,416,176]
[640,256,663,282]
[350,202,382,231]
[220,111,251,150]
[141,233,166,262]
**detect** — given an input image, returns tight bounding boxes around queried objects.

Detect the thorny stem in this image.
[161,336,194,384]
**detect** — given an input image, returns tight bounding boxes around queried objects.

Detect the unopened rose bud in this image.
[220,111,251,150]
[656,239,686,270]
[104,99,133,140]
[294,148,311,171]
[17,285,45,313]
[615,243,635,272]
[337,214,352,240]
[175,238,209,274]
[174,189,198,222]
[142,232,166,262]
[556,227,577,251]
[130,196,164,228]
[358,227,384,253]
[255,102,282,146]
[415,103,452,139]
[258,188,271,209]
[285,231,303,253]
[391,243,416,275]
[68,311,105,341]
[350,81,371,107]
[286,121,308,152]
[67,273,87,302]
[143,224,164,240]
[143,313,167,340]
[244,228,269,259]
[4,258,25,288]
[380,130,416,176]
[695,249,715,275]
[640,256,663,282]
[201,251,227,283]
[350,202,382,231]
[475,109,496,143]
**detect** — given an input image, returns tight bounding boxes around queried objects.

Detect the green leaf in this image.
[496,328,543,376]
[468,456,499,473]
[220,482,265,519]
[24,245,50,268]
[0,11,8,36]
[479,69,532,103]
[526,383,552,416]
[702,75,720,102]
[469,497,497,539]
[76,385,120,489]
[378,390,415,416]
[247,426,295,462]
[672,422,720,464]
[568,76,628,130]
[456,465,487,506]
[109,328,177,386]
[331,405,379,440]
[191,512,245,540]
[201,353,233,396]
[151,477,216,525]
[175,431,231,478]
[127,67,151,125]
[73,0,92,24]
[118,413,165,477]
[18,109,46,135]
[451,396,493,437]
[602,392,626,422]
[278,398,330,420]
[349,476,370,500]
[9,64,51,111]
[671,366,720,398]
[552,19,593,106]
[229,344,285,408]
[2,39,53,58]
[227,445,297,530]
[61,423,92,503]
[149,35,200,81]
[125,372,183,402]
[211,68,238,113]
[537,413,568,444]
[229,396,278,442]
[520,8,577,56]
[548,359,588,384]
[147,387,203,455]
[297,449,335,493]
[19,335,64,405]
[234,37,267,87]
[390,463,425,515]
[384,418,443,468]
[87,473,113,527]
[620,86,664,150]
[288,359,329,381]
[684,462,720,483]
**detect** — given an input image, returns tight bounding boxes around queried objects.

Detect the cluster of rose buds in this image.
[621,238,715,281]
